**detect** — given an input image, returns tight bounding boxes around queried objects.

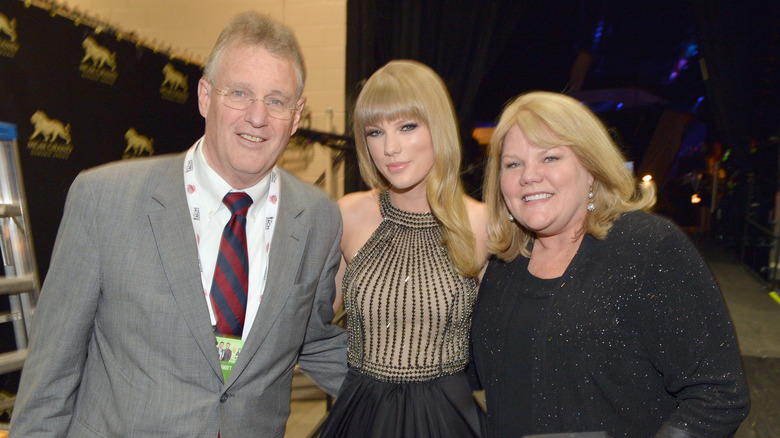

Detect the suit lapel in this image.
[225,171,309,385]
[147,154,223,379]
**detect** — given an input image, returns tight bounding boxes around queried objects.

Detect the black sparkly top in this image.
[343,191,477,382]
[471,210,749,437]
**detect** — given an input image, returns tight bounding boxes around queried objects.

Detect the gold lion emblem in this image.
[30,111,71,144]
[81,36,116,70]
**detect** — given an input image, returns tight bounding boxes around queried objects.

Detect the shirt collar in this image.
[194,139,271,215]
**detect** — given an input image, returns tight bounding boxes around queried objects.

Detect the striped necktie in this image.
[210,192,253,337]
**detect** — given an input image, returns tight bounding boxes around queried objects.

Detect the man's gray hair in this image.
[203,12,305,98]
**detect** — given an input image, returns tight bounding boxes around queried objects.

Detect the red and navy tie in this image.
[210,192,253,337]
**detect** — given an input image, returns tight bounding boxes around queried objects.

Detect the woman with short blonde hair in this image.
[472,91,749,437]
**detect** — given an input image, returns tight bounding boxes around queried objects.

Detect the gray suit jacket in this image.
[10,153,347,437]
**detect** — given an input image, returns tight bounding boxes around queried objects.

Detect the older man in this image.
[10,12,346,437]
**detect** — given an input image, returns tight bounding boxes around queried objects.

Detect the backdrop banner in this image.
[0,1,205,278]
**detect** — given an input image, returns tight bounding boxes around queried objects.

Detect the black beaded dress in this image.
[320,191,482,438]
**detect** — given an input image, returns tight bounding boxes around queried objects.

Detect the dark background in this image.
[346,0,780,247]
[0,1,205,278]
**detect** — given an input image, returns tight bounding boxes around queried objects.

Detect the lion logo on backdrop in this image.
[80,36,118,85]
[162,63,188,92]
[30,110,71,143]
[0,13,16,40]
[0,12,19,58]
[28,110,74,159]
[82,36,116,70]
[159,63,189,104]
[123,128,154,159]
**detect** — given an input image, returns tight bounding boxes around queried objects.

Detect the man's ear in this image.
[290,97,307,136]
[197,78,212,118]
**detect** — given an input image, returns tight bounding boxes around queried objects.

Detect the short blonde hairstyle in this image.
[483,91,656,261]
[353,60,480,277]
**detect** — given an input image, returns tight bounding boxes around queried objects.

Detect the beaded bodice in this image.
[343,191,477,382]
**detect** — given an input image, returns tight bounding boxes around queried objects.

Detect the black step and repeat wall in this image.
[0,1,205,278]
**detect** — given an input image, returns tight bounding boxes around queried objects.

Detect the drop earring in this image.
[508,213,514,222]
[587,187,595,212]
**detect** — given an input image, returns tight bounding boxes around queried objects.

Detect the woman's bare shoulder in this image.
[338,190,383,261]
[338,190,380,219]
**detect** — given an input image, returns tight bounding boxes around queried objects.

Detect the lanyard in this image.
[183,140,280,339]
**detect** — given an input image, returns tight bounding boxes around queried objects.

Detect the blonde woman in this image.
[320,60,488,437]
[471,91,749,437]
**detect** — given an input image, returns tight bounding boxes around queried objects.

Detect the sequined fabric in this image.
[343,191,477,382]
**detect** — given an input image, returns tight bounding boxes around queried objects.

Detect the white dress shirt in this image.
[186,140,272,340]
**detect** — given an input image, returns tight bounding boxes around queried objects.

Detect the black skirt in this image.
[319,368,483,438]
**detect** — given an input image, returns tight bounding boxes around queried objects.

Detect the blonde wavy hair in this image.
[353,60,480,277]
[483,91,656,261]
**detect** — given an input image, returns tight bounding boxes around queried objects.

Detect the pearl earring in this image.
[508,213,514,222]
[587,187,595,212]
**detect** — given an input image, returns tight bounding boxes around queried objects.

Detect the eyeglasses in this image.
[212,86,297,120]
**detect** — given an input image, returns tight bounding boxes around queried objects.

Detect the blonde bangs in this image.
[515,111,569,150]
[353,80,428,130]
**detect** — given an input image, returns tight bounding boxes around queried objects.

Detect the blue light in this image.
[686,43,698,57]
[592,19,605,51]
[690,96,704,113]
